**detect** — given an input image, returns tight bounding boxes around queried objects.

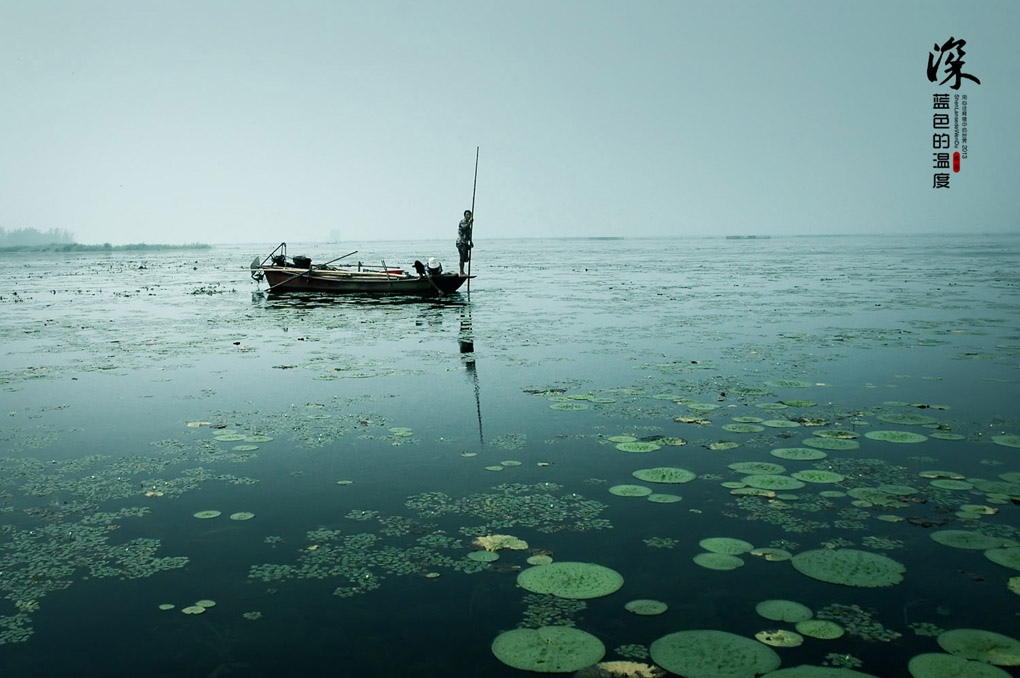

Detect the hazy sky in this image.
[2,1,1017,244]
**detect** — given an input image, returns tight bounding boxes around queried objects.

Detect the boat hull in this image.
[261,267,468,295]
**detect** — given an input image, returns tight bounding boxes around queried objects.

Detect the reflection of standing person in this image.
[457,210,473,276]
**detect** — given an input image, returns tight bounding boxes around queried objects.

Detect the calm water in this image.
[1,234,1019,677]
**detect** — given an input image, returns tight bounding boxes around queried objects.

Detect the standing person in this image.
[457,209,473,276]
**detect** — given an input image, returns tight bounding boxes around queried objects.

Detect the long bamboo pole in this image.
[467,146,479,293]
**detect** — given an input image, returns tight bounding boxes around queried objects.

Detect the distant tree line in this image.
[0,227,75,246]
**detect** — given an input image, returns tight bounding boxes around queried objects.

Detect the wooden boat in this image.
[250,243,469,295]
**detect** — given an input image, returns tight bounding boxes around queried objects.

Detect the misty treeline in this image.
[0,227,75,246]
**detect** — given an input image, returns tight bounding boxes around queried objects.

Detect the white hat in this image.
[427,257,440,268]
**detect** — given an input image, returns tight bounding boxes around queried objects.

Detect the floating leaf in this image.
[492,626,606,673]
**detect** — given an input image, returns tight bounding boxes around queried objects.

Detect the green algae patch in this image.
[865,430,929,443]
[649,629,781,678]
[771,447,828,461]
[755,599,813,623]
[516,561,624,600]
[699,537,754,554]
[632,467,697,484]
[492,626,605,673]
[790,549,905,587]
[616,441,662,453]
[937,628,1020,665]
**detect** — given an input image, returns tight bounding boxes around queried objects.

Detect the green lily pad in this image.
[791,549,905,587]
[516,561,624,599]
[755,599,813,623]
[771,447,828,461]
[865,430,929,443]
[492,626,605,673]
[937,628,1020,665]
[693,553,745,570]
[649,630,780,678]
[609,484,653,497]
[908,652,1013,678]
[616,441,662,453]
[632,467,697,484]
[700,537,754,554]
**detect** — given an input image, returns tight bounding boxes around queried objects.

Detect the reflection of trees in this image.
[0,227,75,246]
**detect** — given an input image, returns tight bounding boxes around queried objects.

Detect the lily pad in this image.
[700,537,754,555]
[908,653,1013,678]
[729,461,786,475]
[985,547,1020,571]
[755,599,813,623]
[791,470,845,484]
[865,430,929,443]
[625,599,668,615]
[742,474,806,490]
[693,553,745,570]
[517,561,624,600]
[791,548,905,587]
[632,467,697,484]
[609,484,653,497]
[931,530,1016,550]
[492,626,606,673]
[937,628,1020,665]
[771,447,828,461]
[991,435,1020,449]
[803,437,860,451]
[616,441,662,453]
[193,510,221,519]
[795,620,845,640]
[649,630,781,678]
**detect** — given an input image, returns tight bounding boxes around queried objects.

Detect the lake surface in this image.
[1,234,1019,677]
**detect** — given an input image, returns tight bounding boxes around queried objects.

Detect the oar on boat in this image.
[265,250,358,292]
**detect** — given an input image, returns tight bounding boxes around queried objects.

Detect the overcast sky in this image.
[1,0,1017,245]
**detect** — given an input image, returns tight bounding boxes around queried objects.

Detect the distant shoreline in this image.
[0,243,211,253]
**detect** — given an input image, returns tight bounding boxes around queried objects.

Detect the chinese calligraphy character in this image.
[928,37,981,90]
[932,152,950,169]
[932,94,950,109]
[932,174,950,189]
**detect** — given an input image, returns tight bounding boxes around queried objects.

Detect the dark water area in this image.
[1,234,1019,677]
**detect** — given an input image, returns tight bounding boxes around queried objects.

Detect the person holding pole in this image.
[457,209,473,276]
